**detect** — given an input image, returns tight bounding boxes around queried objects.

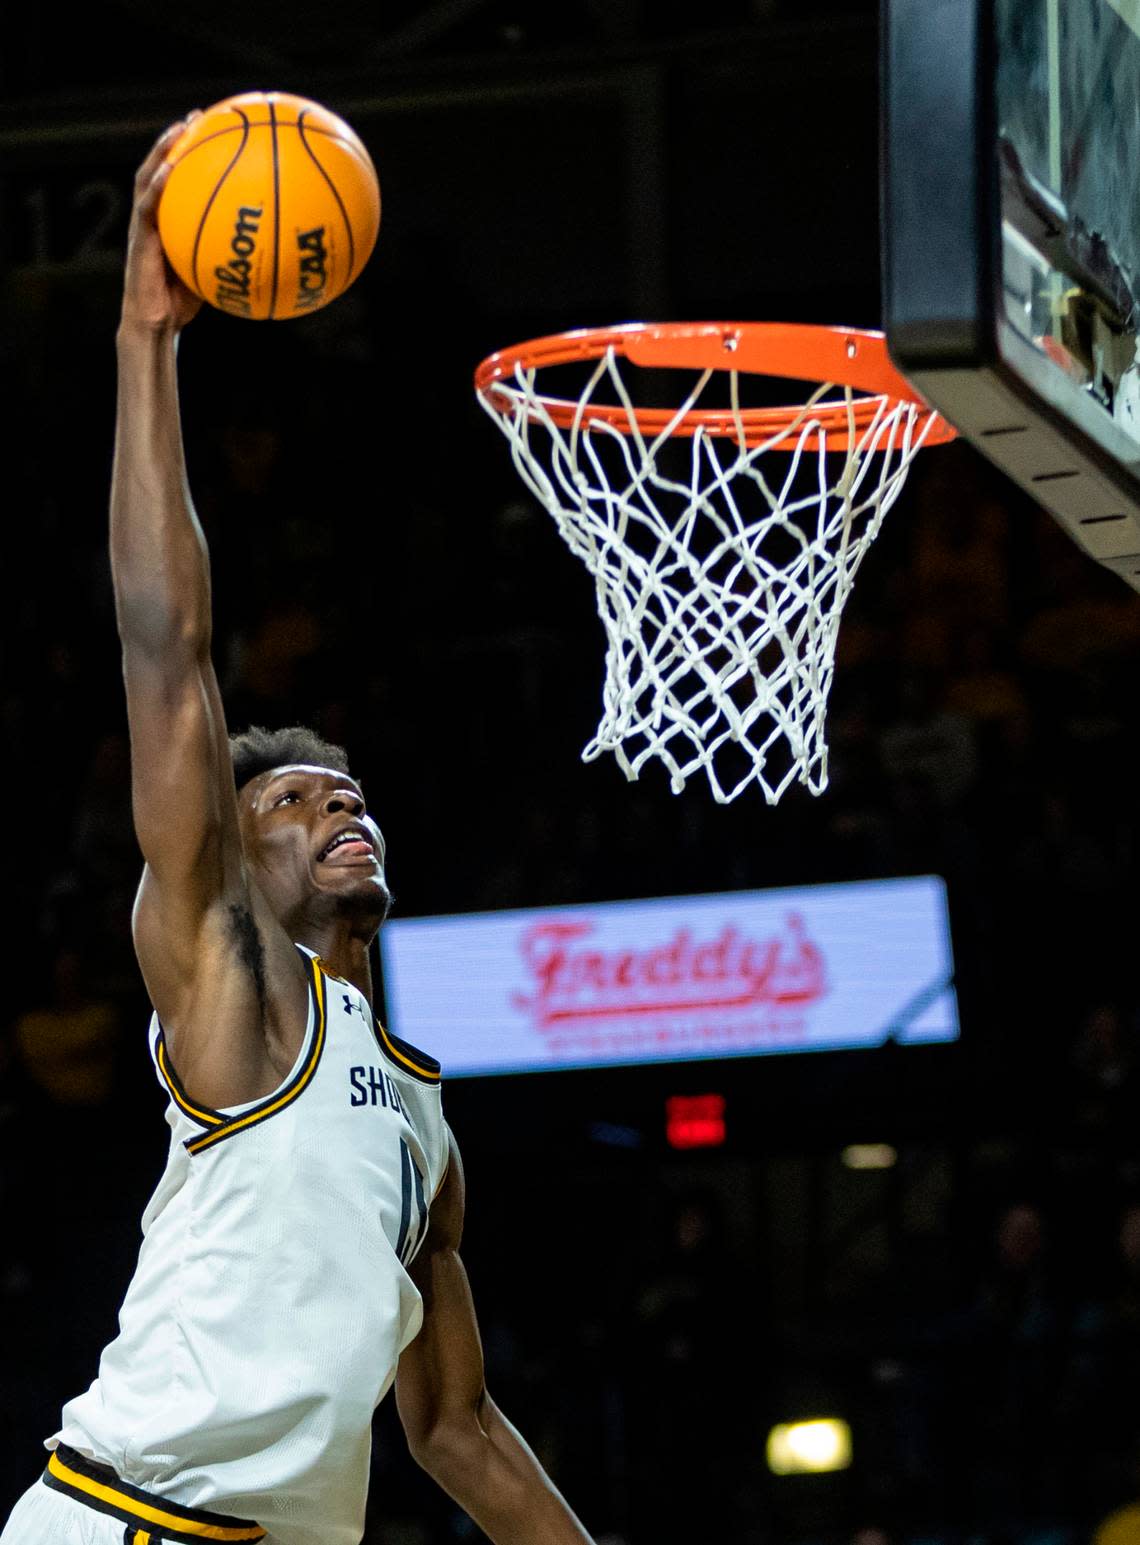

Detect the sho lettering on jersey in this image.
[348,1065,404,1113]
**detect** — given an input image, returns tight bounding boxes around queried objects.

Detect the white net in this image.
[478,346,943,805]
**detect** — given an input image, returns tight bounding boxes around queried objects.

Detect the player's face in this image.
[240,764,390,922]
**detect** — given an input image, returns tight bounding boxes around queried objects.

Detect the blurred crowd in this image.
[2,307,1140,1545]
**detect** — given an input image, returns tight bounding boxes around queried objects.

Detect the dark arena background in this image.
[3,5,1140,1544]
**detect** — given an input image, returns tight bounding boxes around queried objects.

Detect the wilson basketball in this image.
[157,91,380,321]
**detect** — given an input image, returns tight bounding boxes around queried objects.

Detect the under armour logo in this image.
[343,993,367,1020]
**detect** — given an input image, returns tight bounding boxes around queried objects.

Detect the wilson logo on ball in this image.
[295,226,329,311]
[158,90,380,321]
[214,205,263,317]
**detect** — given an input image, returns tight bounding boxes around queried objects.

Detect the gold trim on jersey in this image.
[155,1036,225,1129]
[312,951,441,1084]
[183,952,328,1157]
[374,1018,442,1085]
[43,1447,265,1541]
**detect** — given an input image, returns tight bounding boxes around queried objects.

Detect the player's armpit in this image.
[396,1132,595,1545]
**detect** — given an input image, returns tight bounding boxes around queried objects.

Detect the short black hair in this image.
[229,725,352,793]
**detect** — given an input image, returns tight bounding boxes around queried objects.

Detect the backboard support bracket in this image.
[881,0,1140,592]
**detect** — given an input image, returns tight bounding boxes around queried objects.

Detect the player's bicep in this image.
[397,1133,489,1455]
[123,640,244,929]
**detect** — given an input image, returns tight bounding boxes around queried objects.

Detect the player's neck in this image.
[297,926,374,1004]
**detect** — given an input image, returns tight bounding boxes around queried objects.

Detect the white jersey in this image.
[51,944,448,1545]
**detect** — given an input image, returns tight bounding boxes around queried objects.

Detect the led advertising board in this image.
[380,876,959,1078]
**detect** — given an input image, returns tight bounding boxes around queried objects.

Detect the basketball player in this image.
[1,117,595,1545]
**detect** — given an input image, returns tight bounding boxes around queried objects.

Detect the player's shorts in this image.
[0,1445,267,1545]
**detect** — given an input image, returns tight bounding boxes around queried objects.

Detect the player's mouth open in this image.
[317,830,374,863]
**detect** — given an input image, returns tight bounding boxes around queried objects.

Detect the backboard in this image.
[883,0,1140,590]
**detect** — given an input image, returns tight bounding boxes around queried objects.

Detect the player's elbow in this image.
[118,598,211,662]
[404,1388,492,1479]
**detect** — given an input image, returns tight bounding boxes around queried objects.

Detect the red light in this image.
[666,1094,726,1149]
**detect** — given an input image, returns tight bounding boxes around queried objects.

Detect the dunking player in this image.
[0,118,595,1545]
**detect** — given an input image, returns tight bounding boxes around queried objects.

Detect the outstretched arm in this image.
[114,122,295,1103]
[115,119,241,1005]
[396,1131,595,1545]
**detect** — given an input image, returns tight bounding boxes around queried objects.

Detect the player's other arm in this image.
[397,1130,595,1545]
[113,123,251,1033]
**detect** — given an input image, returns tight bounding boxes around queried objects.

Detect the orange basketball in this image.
[157,91,380,321]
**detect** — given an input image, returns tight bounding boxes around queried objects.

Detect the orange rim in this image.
[474,322,958,449]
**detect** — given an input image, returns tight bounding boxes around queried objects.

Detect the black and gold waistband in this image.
[43,1445,266,1543]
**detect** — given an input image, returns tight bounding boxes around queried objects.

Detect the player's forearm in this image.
[111,324,212,655]
[419,1395,594,1544]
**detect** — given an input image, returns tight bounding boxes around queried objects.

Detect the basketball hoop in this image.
[475,322,956,805]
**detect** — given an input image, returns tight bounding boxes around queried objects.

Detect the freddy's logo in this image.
[513,913,826,1030]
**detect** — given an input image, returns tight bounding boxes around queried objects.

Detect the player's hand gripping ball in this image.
[157,91,380,321]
